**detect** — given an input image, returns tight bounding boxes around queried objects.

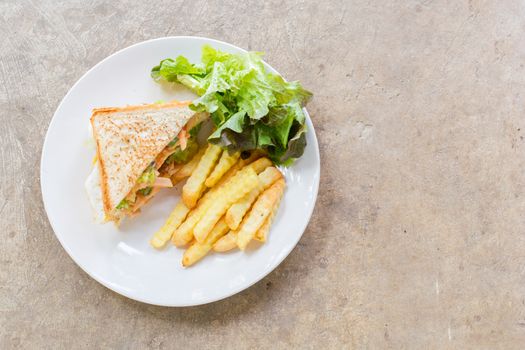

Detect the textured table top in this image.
[2,0,525,348]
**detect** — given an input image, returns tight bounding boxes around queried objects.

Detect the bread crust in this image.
[91,100,191,117]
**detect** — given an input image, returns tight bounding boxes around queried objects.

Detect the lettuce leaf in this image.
[165,137,199,164]
[151,57,205,82]
[116,199,131,210]
[137,187,153,196]
[137,166,156,185]
[151,45,312,164]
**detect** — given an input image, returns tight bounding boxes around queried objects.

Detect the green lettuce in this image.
[137,165,156,185]
[116,199,131,210]
[165,137,199,165]
[151,46,312,164]
[165,123,202,165]
[137,187,153,196]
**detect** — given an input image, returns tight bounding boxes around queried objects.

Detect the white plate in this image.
[40,37,320,306]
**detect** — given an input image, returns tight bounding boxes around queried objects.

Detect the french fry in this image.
[212,158,246,187]
[171,148,205,183]
[182,242,209,267]
[179,159,270,245]
[182,144,222,208]
[213,231,238,252]
[214,206,252,252]
[193,167,259,243]
[248,157,273,174]
[172,159,247,246]
[172,189,216,246]
[204,218,230,245]
[182,218,229,267]
[254,189,284,242]
[150,201,190,249]
[212,156,269,189]
[236,179,286,250]
[225,167,283,230]
[205,151,240,188]
[213,159,240,187]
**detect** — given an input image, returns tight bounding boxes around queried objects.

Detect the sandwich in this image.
[85,100,207,224]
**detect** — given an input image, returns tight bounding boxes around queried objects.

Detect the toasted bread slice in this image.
[89,100,198,221]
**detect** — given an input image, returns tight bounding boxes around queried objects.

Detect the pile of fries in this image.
[150,144,286,267]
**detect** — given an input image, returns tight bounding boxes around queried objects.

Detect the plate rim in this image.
[40,36,320,307]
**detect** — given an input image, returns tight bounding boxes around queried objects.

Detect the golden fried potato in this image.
[236,179,286,250]
[182,219,229,267]
[150,202,190,249]
[205,151,240,188]
[213,231,238,252]
[172,189,216,247]
[225,167,283,230]
[248,157,272,174]
[254,188,284,242]
[182,243,209,267]
[211,154,268,189]
[214,160,242,188]
[203,218,230,245]
[172,160,247,246]
[182,144,222,208]
[171,148,206,183]
[193,167,259,243]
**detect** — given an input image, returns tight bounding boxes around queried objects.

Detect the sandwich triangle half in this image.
[90,101,195,216]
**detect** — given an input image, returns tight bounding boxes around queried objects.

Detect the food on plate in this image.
[182,219,230,267]
[193,166,259,243]
[204,151,240,188]
[254,190,283,243]
[172,181,226,246]
[236,179,286,250]
[150,201,190,249]
[171,148,205,184]
[172,156,268,247]
[182,144,222,208]
[225,166,283,230]
[246,157,273,174]
[85,100,207,223]
[152,147,285,265]
[212,231,237,252]
[85,44,311,267]
[152,46,312,165]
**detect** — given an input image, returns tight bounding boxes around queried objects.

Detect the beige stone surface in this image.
[2,0,525,348]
